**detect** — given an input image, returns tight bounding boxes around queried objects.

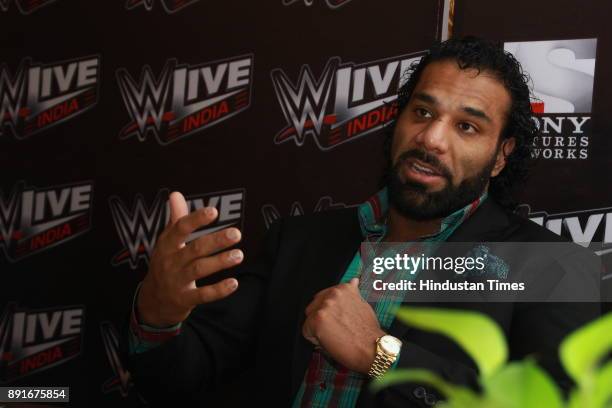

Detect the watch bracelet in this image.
[368,351,396,378]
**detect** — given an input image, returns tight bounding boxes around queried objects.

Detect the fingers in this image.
[305,279,361,316]
[304,288,335,316]
[305,287,331,316]
[304,298,319,317]
[349,278,367,302]
[187,277,239,305]
[302,319,320,346]
[168,192,190,248]
[176,227,242,268]
[164,206,218,250]
[305,290,332,316]
[168,191,189,224]
[183,248,244,283]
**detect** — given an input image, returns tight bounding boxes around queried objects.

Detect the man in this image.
[124,37,599,407]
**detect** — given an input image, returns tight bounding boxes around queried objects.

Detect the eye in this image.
[458,122,477,133]
[414,107,432,118]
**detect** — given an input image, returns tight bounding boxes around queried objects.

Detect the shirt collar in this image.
[358,187,487,241]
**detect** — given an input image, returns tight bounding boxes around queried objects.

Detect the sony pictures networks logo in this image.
[504,38,596,160]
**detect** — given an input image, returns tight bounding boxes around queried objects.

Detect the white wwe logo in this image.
[271,59,338,145]
[116,63,173,141]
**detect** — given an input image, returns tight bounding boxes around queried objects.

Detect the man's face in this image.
[388,59,515,220]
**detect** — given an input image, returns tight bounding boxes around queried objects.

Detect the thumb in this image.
[168,191,189,225]
[349,277,360,288]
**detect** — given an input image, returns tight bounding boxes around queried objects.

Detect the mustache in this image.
[394,149,452,180]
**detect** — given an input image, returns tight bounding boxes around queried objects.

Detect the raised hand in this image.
[137,191,244,327]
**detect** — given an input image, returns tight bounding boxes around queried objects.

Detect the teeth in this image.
[413,163,435,175]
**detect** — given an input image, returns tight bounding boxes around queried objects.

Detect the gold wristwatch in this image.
[368,335,402,379]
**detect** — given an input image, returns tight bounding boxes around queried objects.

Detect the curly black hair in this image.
[384,36,538,209]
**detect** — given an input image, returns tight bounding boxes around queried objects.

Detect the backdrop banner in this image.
[1,0,610,406]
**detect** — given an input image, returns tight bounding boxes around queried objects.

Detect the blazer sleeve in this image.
[508,302,600,393]
[120,219,283,404]
[508,247,601,393]
[361,251,602,407]
[363,299,599,408]
[359,328,480,408]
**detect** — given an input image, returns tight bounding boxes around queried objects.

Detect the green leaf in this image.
[370,368,479,407]
[567,389,588,408]
[483,360,564,408]
[594,361,612,408]
[396,307,508,378]
[560,312,612,386]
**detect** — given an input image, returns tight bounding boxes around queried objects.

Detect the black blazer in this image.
[124,199,600,407]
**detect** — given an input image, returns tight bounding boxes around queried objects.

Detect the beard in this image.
[387,148,497,221]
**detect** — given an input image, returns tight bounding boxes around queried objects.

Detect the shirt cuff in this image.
[128,282,182,355]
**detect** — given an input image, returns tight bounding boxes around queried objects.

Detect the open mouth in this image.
[401,158,446,186]
[411,160,440,176]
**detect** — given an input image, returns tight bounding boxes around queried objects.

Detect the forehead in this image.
[411,59,511,124]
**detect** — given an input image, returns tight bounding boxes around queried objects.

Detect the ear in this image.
[490,137,516,178]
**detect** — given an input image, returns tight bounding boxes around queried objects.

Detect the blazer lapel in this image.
[387,198,513,339]
[289,208,363,397]
[446,199,512,243]
[288,199,516,397]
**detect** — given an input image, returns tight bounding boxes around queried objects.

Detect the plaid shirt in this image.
[291,188,486,407]
[129,188,486,407]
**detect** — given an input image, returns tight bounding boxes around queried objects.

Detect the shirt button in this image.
[413,386,426,399]
[425,393,437,406]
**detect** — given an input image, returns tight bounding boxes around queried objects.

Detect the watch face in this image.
[380,335,402,355]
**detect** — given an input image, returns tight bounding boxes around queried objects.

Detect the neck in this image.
[384,207,442,242]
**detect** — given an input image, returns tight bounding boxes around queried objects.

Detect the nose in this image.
[414,117,449,154]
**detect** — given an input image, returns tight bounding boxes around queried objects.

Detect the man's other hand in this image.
[302,278,385,374]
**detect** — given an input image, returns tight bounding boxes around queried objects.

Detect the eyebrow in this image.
[412,91,492,123]
[461,106,492,123]
[413,92,437,105]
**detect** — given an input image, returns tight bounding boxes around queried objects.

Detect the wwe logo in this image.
[0,56,100,140]
[271,53,420,150]
[109,191,167,269]
[116,56,253,144]
[0,303,84,382]
[110,189,246,269]
[261,196,350,229]
[282,0,353,9]
[125,0,199,13]
[116,63,173,142]
[0,182,93,262]
[520,204,612,256]
[271,58,338,147]
[0,0,57,14]
[100,322,133,397]
[0,62,26,136]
